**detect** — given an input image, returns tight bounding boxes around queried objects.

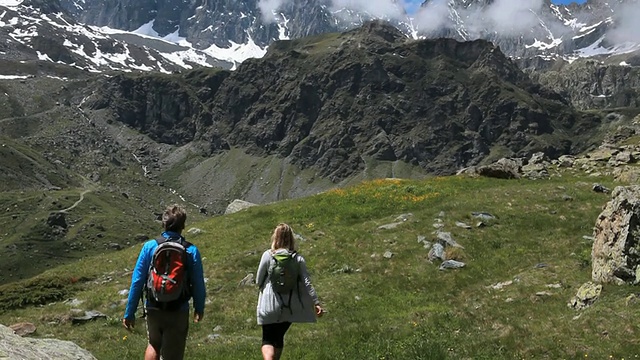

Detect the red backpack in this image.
[145,236,191,310]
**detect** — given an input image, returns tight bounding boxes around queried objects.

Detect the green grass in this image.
[1,171,637,359]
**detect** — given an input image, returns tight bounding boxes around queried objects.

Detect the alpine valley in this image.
[1,0,640,358]
[1,0,639,281]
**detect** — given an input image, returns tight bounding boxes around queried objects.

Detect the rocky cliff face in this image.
[530,59,640,110]
[83,21,603,184]
[56,0,640,61]
[59,0,345,48]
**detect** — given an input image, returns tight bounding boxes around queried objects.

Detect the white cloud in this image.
[482,0,544,35]
[410,0,546,37]
[330,0,405,20]
[412,0,450,33]
[258,0,289,23]
[609,2,640,43]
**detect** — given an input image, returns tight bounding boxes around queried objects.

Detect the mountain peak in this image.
[350,20,408,45]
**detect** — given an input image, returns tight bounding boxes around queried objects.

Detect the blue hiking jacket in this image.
[124,231,206,320]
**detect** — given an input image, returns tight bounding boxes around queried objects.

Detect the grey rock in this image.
[436,231,464,249]
[557,155,576,168]
[428,243,445,262]
[528,152,547,164]
[395,213,414,222]
[0,324,96,359]
[472,212,496,221]
[475,158,522,179]
[71,310,106,325]
[569,282,602,310]
[238,273,255,287]
[225,199,257,215]
[378,222,402,230]
[592,186,640,284]
[439,260,466,270]
[8,322,36,337]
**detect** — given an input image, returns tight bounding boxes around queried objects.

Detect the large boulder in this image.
[225,199,257,215]
[0,324,96,360]
[592,186,640,285]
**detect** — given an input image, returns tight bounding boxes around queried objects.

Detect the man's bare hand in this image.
[123,318,135,330]
[194,313,203,323]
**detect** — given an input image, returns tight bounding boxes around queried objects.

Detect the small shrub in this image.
[0,275,82,312]
[444,247,467,262]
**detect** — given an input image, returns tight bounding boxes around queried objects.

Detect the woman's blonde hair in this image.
[271,223,295,251]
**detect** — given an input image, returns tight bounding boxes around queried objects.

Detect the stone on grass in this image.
[569,282,602,310]
[239,273,255,287]
[9,322,36,337]
[0,324,96,359]
[71,310,106,325]
[225,199,257,214]
[439,260,466,270]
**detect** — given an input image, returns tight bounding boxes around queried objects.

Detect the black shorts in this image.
[146,309,189,360]
[262,322,292,348]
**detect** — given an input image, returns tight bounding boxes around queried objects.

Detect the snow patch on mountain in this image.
[0,0,22,7]
[575,36,640,58]
[102,20,268,70]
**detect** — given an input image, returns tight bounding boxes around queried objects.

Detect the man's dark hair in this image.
[162,204,187,233]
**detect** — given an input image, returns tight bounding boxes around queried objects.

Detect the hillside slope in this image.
[1,161,639,358]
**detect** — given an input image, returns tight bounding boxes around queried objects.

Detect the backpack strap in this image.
[278,250,300,316]
[156,235,191,247]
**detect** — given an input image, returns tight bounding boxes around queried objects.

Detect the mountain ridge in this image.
[2,0,639,74]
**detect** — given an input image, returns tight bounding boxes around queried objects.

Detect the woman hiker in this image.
[255,223,324,360]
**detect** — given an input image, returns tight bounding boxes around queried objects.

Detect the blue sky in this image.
[404,0,587,13]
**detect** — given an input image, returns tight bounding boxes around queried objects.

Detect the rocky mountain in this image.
[1,0,638,112]
[53,0,640,63]
[2,0,640,74]
[71,21,608,210]
[0,19,610,210]
[416,0,640,61]
[0,0,233,73]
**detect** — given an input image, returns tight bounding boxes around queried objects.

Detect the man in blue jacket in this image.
[123,204,206,360]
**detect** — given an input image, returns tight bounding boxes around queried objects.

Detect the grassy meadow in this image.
[1,171,639,359]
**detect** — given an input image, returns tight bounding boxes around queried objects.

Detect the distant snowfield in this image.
[101,20,268,70]
[0,75,27,79]
[0,0,22,7]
